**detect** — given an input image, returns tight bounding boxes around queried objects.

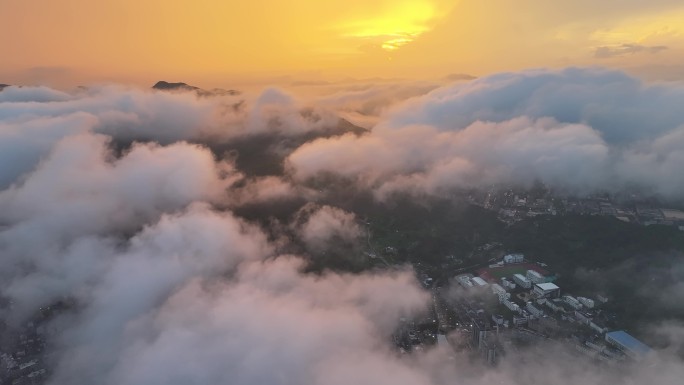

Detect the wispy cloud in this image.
[595,43,669,58]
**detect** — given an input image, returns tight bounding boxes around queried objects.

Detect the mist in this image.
[288,68,684,200]
[1,68,684,384]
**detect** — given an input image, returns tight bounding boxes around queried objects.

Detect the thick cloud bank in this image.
[1,69,684,385]
[0,82,430,385]
[0,84,340,189]
[288,68,684,199]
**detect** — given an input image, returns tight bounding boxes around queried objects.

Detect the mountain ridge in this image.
[152,81,240,97]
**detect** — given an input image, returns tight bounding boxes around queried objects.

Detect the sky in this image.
[2,0,684,87]
[2,70,684,384]
[3,2,684,384]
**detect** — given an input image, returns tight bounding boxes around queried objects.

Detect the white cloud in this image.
[288,68,684,199]
[1,68,684,385]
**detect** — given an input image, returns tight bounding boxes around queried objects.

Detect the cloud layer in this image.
[1,68,684,385]
[288,68,684,199]
[0,82,431,385]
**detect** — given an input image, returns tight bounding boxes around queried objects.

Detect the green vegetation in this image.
[502,214,684,282]
[480,266,529,280]
[363,197,505,278]
[360,200,684,340]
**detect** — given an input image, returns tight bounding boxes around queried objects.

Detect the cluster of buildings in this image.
[0,301,64,385]
[446,254,653,365]
[455,274,489,290]
[636,207,684,229]
[470,188,557,224]
[469,187,684,230]
[567,200,684,229]
[0,321,48,385]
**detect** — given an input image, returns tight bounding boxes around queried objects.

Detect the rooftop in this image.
[606,331,652,355]
[536,283,560,291]
[661,209,684,221]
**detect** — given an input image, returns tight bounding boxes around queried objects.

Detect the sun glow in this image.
[3,0,683,84]
[381,36,416,51]
[590,9,684,45]
[337,1,443,51]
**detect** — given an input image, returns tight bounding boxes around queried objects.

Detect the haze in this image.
[2,0,684,86]
[3,2,684,385]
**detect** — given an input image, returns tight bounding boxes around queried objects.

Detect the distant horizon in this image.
[3,3,684,385]
[3,65,684,93]
[3,1,684,87]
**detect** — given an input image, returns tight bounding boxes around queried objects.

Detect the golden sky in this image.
[1,0,683,86]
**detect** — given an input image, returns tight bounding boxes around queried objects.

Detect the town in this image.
[0,302,67,385]
[469,187,684,230]
[1,319,48,385]
[2,183,681,384]
[395,253,653,366]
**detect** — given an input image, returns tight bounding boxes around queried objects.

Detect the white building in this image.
[472,277,489,287]
[503,253,524,264]
[526,302,544,317]
[513,274,532,289]
[456,274,474,289]
[491,284,510,302]
[563,295,582,310]
[578,297,595,308]
[492,283,506,295]
[590,321,609,334]
[661,209,684,222]
[526,270,546,284]
[501,278,517,290]
[503,299,520,312]
[544,299,564,312]
[437,334,449,348]
[533,282,560,298]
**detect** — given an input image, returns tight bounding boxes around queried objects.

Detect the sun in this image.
[336,1,445,52]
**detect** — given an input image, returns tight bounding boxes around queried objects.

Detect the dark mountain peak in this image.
[152,81,240,97]
[152,81,199,92]
[0,84,10,91]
